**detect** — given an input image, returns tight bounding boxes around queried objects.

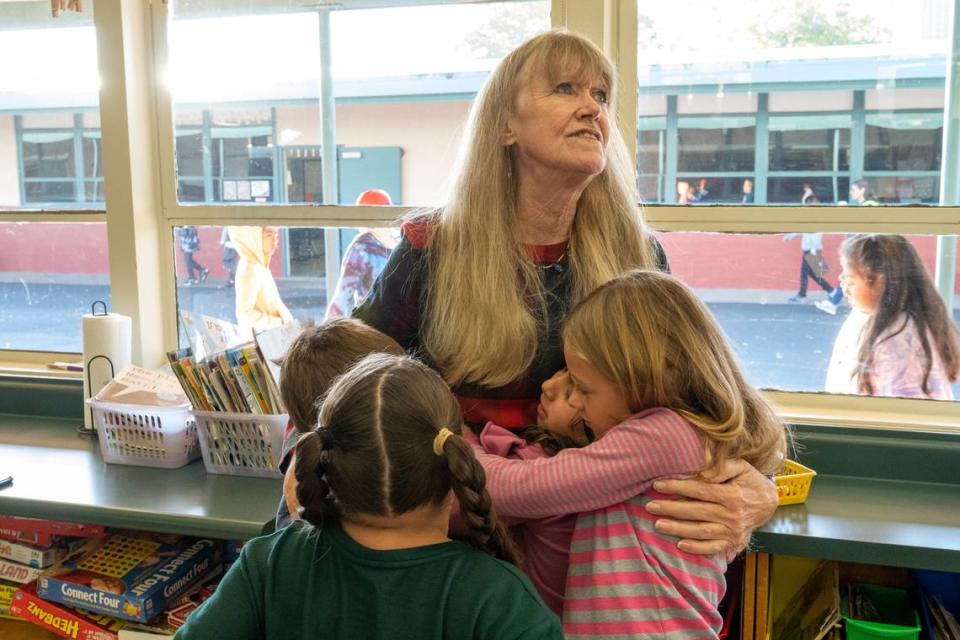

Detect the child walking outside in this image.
[825,234,959,399]
[470,269,788,638]
[176,353,562,640]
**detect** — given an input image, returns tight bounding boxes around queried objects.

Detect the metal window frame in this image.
[2,0,959,432]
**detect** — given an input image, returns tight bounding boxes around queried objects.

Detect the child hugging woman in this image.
[177,353,562,640]
[825,233,960,399]
[471,269,789,638]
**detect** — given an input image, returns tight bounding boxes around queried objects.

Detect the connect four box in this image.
[37,532,223,623]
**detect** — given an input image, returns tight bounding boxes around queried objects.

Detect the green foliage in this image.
[751,3,891,47]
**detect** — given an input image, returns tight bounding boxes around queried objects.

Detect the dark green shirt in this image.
[175,521,562,640]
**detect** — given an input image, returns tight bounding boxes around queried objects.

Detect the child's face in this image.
[840,256,884,314]
[563,346,632,439]
[537,369,586,444]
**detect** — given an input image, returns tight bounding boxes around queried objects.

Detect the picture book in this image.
[37,532,223,623]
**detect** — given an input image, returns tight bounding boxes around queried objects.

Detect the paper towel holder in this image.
[79,298,113,436]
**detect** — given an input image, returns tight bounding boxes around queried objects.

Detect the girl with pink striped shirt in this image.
[472,269,788,638]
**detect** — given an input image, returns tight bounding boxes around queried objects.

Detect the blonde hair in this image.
[423,30,657,387]
[562,270,788,475]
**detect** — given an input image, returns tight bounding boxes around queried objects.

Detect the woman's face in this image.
[537,369,586,444]
[564,345,631,440]
[840,256,884,314]
[262,227,279,257]
[503,66,610,184]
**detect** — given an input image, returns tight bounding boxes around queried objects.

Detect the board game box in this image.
[0,580,18,620]
[0,556,45,584]
[37,532,223,623]
[0,536,87,568]
[0,517,106,547]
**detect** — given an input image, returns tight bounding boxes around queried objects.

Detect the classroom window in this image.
[659,231,960,401]
[172,224,397,345]
[636,0,950,206]
[168,0,549,207]
[0,222,110,353]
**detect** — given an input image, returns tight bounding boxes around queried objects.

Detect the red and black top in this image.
[353,215,668,432]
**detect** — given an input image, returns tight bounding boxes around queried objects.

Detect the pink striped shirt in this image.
[472,408,726,638]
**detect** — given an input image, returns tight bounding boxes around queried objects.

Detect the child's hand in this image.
[644,459,778,556]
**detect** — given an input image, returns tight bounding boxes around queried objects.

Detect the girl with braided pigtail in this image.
[177,353,560,640]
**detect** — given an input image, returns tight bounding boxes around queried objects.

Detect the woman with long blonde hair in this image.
[354,30,776,558]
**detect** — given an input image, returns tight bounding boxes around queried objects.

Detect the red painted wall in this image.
[2,223,958,294]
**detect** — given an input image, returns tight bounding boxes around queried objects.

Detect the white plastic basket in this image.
[191,410,288,479]
[87,399,200,469]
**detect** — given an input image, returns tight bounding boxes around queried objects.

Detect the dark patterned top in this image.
[354,215,668,431]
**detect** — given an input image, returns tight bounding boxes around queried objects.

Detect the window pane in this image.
[1,5,101,210]
[767,177,850,204]
[169,0,550,206]
[660,231,960,400]
[637,0,950,205]
[0,222,110,352]
[173,225,398,345]
[678,125,755,173]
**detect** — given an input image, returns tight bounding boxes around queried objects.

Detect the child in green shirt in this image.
[175,353,561,640]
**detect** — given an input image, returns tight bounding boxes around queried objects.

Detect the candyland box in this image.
[0,556,45,584]
[0,580,18,620]
[37,532,223,623]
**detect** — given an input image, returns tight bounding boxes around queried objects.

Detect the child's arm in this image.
[472,408,705,519]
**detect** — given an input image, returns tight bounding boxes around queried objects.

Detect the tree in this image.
[462,3,550,59]
[751,2,891,48]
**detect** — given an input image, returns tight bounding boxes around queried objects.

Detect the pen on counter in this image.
[47,362,84,372]
[0,476,12,490]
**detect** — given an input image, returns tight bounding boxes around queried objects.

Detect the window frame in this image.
[2,0,959,433]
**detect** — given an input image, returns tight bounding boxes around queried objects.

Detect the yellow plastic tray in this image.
[775,459,817,506]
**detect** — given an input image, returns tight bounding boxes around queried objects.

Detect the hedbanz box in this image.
[0,556,45,583]
[10,582,128,640]
[37,533,223,623]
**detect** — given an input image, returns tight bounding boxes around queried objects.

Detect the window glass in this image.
[1,5,102,210]
[660,231,960,400]
[173,225,398,344]
[0,222,110,352]
[637,0,950,205]
[169,0,550,206]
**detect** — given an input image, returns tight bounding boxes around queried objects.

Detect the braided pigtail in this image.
[437,431,520,565]
[293,428,340,527]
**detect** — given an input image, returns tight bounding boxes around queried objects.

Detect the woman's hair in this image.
[562,269,788,475]
[422,29,658,387]
[841,234,960,395]
[293,353,519,564]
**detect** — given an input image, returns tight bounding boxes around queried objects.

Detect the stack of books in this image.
[166,342,283,414]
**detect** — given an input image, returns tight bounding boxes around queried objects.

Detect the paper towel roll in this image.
[82,310,132,428]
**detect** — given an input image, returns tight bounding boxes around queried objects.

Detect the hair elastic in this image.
[314,425,336,450]
[433,427,455,456]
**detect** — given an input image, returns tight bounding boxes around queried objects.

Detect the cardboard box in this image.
[0,537,86,569]
[37,533,223,623]
[0,557,45,584]
[10,582,128,640]
[0,517,106,547]
[0,580,19,620]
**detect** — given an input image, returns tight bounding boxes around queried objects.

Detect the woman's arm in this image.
[473,409,705,519]
[643,459,778,556]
